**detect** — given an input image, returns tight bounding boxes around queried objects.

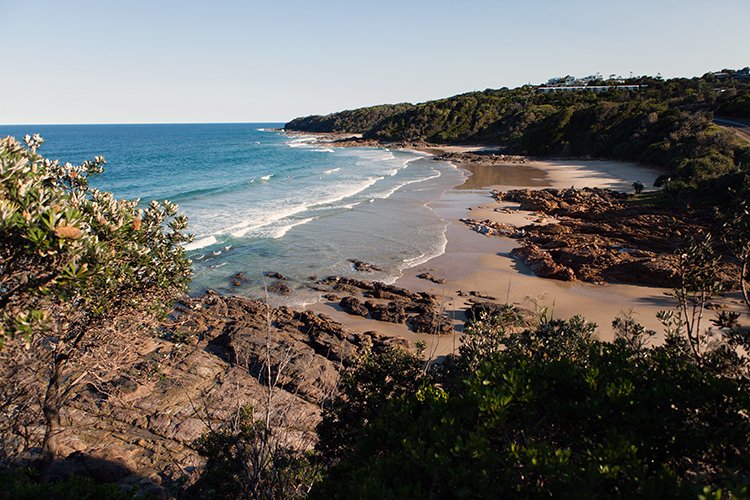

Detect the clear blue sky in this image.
[1,0,748,124]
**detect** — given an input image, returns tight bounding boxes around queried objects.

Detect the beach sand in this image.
[308,149,678,357]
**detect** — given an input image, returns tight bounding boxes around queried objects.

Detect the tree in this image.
[0,135,192,462]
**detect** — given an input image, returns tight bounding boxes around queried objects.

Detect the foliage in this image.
[311,314,750,499]
[186,405,316,500]
[284,103,414,134]
[0,467,139,500]
[0,135,192,461]
[659,233,724,360]
[286,74,750,191]
[316,345,426,467]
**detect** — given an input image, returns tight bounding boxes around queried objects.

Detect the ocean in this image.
[0,123,465,305]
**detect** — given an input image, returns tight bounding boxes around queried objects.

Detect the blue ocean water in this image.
[0,124,465,304]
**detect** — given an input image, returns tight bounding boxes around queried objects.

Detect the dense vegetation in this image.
[310,309,750,499]
[285,103,413,134]
[286,72,750,190]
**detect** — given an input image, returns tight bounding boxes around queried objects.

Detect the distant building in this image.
[536,85,644,94]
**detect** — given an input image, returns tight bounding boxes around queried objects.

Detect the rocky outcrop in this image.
[365,301,408,324]
[348,259,384,272]
[55,292,408,493]
[434,151,527,165]
[268,281,291,295]
[460,218,519,237]
[416,272,446,284]
[484,187,739,288]
[317,276,453,334]
[510,245,577,282]
[339,296,369,317]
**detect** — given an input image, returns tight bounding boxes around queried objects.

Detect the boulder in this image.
[339,296,369,317]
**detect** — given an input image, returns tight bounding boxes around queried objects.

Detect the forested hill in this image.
[286,72,750,190]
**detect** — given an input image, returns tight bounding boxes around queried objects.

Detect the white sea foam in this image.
[228,177,381,238]
[184,235,218,251]
[378,225,449,285]
[260,174,273,181]
[372,169,443,200]
[252,217,317,239]
[402,231,448,270]
[287,136,318,148]
[313,148,334,153]
[324,167,341,174]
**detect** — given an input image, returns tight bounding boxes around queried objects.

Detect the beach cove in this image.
[305,140,688,355]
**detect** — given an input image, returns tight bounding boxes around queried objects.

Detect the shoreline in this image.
[299,134,682,355]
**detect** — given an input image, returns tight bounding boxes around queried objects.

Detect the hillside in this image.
[286,72,750,190]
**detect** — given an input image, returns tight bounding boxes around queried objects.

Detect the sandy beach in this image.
[308,146,680,357]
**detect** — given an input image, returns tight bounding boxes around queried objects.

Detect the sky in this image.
[1,0,748,124]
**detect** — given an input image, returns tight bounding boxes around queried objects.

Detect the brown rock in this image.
[339,296,369,317]
[268,281,291,295]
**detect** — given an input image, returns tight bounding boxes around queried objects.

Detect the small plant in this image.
[612,311,656,351]
[710,310,741,329]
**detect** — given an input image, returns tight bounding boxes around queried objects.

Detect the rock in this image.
[231,272,247,287]
[265,271,287,280]
[416,272,446,284]
[268,281,291,295]
[487,187,740,288]
[460,218,517,237]
[511,245,577,281]
[408,304,454,334]
[365,301,408,323]
[348,259,384,273]
[323,293,340,302]
[339,296,369,317]
[468,291,497,300]
[50,291,414,488]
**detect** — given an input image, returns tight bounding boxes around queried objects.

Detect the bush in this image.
[311,315,750,498]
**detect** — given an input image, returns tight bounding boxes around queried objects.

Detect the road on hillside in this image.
[714,117,750,143]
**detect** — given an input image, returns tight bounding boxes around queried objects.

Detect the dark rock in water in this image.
[307,275,318,281]
[323,293,340,302]
[231,272,247,287]
[265,271,287,280]
[365,301,408,323]
[416,272,446,284]
[268,281,292,295]
[349,259,384,273]
[339,296,369,317]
